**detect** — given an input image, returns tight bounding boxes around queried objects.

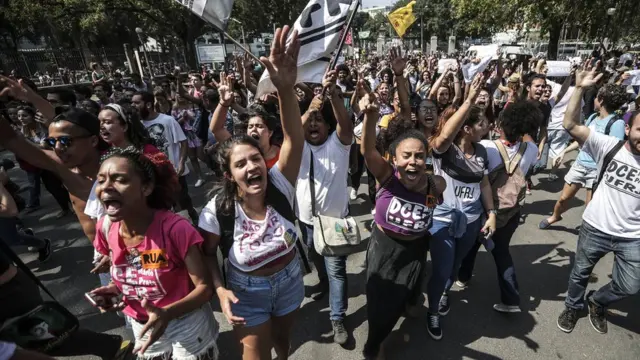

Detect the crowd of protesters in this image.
[0,25,639,360]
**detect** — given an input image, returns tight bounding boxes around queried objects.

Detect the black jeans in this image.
[175,176,198,223]
[0,269,122,359]
[0,217,45,249]
[26,169,70,211]
[350,143,376,204]
[458,212,521,306]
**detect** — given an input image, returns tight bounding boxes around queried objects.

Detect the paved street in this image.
[6,152,640,360]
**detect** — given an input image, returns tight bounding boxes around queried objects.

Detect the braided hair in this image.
[100,146,179,210]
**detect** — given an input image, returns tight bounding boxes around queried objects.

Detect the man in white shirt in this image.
[557,65,640,335]
[131,91,198,223]
[295,71,353,345]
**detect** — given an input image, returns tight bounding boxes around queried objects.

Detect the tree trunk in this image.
[547,22,562,60]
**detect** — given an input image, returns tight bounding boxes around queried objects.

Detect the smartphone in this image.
[85,292,118,308]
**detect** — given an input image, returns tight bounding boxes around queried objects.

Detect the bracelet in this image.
[394,73,403,77]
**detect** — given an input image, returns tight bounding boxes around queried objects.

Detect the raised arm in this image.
[209,73,234,143]
[552,70,575,105]
[563,62,602,146]
[0,76,56,123]
[452,64,463,105]
[360,93,393,183]
[431,74,484,153]
[428,68,451,100]
[323,70,353,145]
[389,47,412,121]
[261,26,304,184]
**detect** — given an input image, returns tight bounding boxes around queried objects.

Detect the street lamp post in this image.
[135,27,154,78]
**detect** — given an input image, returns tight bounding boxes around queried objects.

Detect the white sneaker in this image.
[195,178,205,188]
[493,303,521,313]
[455,280,468,289]
[349,188,357,201]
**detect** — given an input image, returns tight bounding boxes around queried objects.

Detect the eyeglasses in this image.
[43,135,92,148]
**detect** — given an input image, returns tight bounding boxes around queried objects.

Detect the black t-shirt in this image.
[531,101,552,143]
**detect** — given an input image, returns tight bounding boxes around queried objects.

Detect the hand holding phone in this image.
[86,285,124,312]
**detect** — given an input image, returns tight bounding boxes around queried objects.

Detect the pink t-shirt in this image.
[94,210,203,321]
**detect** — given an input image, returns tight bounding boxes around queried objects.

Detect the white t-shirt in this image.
[84,180,104,220]
[295,132,352,225]
[582,132,640,237]
[142,114,189,176]
[198,164,299,272]
[480,139,538,175]
[548,86,583,130]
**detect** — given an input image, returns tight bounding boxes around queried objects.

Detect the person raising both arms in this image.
[198,26,305,360]
[209,73,281,169]
[359,91,446,360]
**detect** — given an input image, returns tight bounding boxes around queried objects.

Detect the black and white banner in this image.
[174,0,234,30]
[256,0,356,97]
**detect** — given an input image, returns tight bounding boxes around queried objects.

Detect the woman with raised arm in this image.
[198,26,305,360]
[424,75,498,340]
[359,92,445,360]
[209,73,281,169]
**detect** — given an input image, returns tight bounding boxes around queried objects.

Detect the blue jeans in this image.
[227,256,304,327]
[533,141,549,174]
[301,222,348,321]
[427,217,483,312]
[565,221,640,309]
[26,170,41,208]
[458,212,521,306]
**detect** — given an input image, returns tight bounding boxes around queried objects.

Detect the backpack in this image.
[214,181,310,280]
[585,113,624,137]
[592,140,625,194]
[488,141,528,228]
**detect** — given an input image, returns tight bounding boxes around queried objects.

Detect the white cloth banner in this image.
[174,0,234,30]
[437,59,457,74]
[255,0,356,97]
[461,55,492,84]
[546,61,571,78]
[623,70,640,86]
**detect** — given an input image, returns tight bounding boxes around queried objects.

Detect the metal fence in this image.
[0,47,187,84]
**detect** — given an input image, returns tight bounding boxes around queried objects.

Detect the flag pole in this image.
[328,0,361,70]
[221,30,263,64]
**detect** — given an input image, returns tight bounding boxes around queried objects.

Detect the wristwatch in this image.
[488,209,497,216]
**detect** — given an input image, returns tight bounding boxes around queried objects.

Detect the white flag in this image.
[256,0,356,97]
[174,0,234,30]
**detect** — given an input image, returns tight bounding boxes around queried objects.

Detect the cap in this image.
[54,107,100,136]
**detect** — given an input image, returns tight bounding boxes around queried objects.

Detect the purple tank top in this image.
[375,174,434,237]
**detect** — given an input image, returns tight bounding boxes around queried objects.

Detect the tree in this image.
[452,0,640,60]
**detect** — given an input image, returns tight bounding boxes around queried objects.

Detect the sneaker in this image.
[426,312,442,340]
[24,228,38,253]
[438,294,450,316]
[194,178,205,188]
[548,173,559,181]
[332,320,348,345]
[350,188,357,201]
[55,209,72,219]
[557,307,578,333]
[587,293,608,334]
[492,303,521,313]
[38,239,52,263]
[455,280,468,289]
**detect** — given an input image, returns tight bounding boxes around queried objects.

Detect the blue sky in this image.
[362,0,395,8]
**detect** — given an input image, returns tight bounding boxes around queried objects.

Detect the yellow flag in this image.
[388,1,417,38]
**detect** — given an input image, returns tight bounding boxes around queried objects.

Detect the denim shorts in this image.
[227,256,304,327]
[565,161,597,189]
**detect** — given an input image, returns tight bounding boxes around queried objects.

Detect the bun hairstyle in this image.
[212,135,263,215]
[100,146,179,210]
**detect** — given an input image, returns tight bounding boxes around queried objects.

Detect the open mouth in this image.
[101,198,122,216]
[309,130,320,140]
[247,173,262,187]
[405,169,419,181]
[250,133,260,140]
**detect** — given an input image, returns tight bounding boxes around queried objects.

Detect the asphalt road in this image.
[6,152,639,360]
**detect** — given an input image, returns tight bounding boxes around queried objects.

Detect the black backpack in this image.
[213,181,310,279]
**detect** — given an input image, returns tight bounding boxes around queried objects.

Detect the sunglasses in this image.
[44,135,92,148]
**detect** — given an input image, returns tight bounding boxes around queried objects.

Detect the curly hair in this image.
[597,84,628,114]
[100,146,179,210]
[377,113,415,157]
[212,135,265,215]
[389,129,429,159]
[497,101,542,143]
